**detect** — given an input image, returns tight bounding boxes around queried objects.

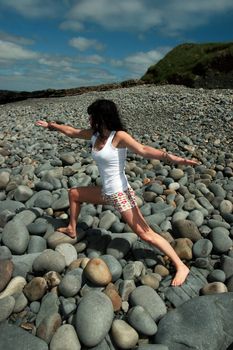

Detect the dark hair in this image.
[87,99,126,138]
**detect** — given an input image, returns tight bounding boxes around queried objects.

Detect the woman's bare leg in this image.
[121,205,189,286]
[58,186,106,238]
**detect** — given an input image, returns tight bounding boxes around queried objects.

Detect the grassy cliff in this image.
[141,42,233,88]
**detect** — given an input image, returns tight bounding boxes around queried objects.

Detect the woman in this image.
[36,99,199,286]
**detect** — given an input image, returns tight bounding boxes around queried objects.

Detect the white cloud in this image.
[0,31,34,45]
[60,20,84,31]
[67,0,162,31]
[0,40,38,60]
[0,0,62,18]
[111,47,171,76]
[65,0,233,34]
[69,37,104,51]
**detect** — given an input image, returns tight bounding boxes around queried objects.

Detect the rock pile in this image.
[0,84,232,349]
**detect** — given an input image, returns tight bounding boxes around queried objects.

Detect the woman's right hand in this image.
[35,120,49,128]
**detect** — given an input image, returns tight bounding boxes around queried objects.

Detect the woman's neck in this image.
[99,129,111,140]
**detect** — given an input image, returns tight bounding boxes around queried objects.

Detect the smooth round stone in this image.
[183,198,201,211]
[55,243,77,266]
[111,319,139,349]
[100,254,123,282]
[23,277,47,301]
[14,185,33,202]
[104,284,122,311]
[34,191,54,209]
[0,276,26,299]
[192,239,213,258]
[59,297,77,318]
[0,321,48,350]
[2,219,30,254]
[0,171,10,189]
[47,231,78,249]
[119,280,136,301]
[145,183,163,195]
[207,269,226,283]
[36,293,60,328]
[188,210,204,227]
[211,226,230,236]
[0,199,25,214]
[220,255,233,279]
[58,274,81,297]
[154,265,169,277]
[208,219,231,229]
[27,218,48,236]
[14,209,38,226]
[99,212,117,230]
[169,168,184,180]
[172,219,202,242]
[129,285,167,322]
[60,153,76,165]
[13,292,28,313]
[140,203,152,216]
[33,249,66,273]
[50,324,81,350]
[52,193,69,211]
[35,181,54,191]
[0,209,14,228]
[0,296,15,322]
[106,233,138,259]
[219,200,233,214]
[75,291,114,347]
[150,202,175,217]
[84,258,112,286]
[171,211,189,223]
[140,274,160,289]
[208,231,232,253]
[0,259,13,292]
[30,301,41,314]
[143,191,157,202]
[123,261,145,280]
[208,183,226,198]
[28,236,47,253]
[171,238,193,260]
[168,182,180,191]
[197,196,214,213]
[201,282,228,295]
[0,246,12,260]
[37,312,62,344]
[127,305,158,336]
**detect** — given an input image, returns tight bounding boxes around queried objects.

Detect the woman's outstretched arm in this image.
[35,120,93,140]
[115,131,200,166]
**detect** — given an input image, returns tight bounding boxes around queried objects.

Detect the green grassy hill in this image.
[141,42,233,88]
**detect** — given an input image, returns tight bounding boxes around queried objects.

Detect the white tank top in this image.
[91,131,129,195]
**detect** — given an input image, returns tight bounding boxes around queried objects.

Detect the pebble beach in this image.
[0,84,233,350]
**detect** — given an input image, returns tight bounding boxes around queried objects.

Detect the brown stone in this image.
[201,282,228,295]
[0,259,13,292]
[23,277,47,301]
[37,312,62,344]
[84,258,112,286]
[104,286,122,311]
[171,238,193,260]
[154,264,170,277]
[43,271,62,289]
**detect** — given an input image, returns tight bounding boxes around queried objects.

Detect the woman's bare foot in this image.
[171,264,190,287]
[57,225,77,239]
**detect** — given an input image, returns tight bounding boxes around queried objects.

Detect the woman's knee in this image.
[69,188,81,202]
[135,227,154,244]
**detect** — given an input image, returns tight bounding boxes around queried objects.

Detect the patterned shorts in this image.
[103,187,137,213]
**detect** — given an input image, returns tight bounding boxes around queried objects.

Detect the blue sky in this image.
[0,0,232,92]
